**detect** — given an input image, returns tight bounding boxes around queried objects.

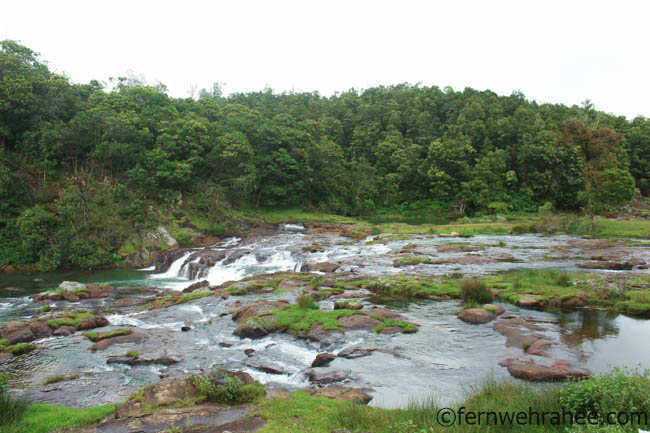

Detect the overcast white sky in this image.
[3,0,649,118]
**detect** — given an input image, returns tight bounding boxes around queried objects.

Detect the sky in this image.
[3,0,649,119]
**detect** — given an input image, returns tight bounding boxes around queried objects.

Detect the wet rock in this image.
[181,325,191,332]
[52,326,76,337]
[334,301,363,310]
[154,248,191,273]
[36,291,63,301]
[367,306,402,319]
[516,295,545,309]
[219,342,234,348]
[58,281,87,292]
[578,261,636,270]
[62,292,80,302]
[306,385,373,404]
[30,322,52,339]
[4,328,35,345]
[107,355,181,366]
[457,304,504,324]
[231,300,287,323]
[90,331,148,351]
[305,369,354,384]
[244,348,255,357]
[500,358,590,382]
[306,323,342,341]
[525,339,552,356]
[77,315,110,330]
[235,316,274,339]
[312,352,336,367]
[301,262,341,273]
[338,314,382,331]
[183,280,209,293]
[116,378,200,418]
[33,278,45,283]
[246,363,285,375]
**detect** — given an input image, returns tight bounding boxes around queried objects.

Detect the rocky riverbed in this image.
[1,223,650,416]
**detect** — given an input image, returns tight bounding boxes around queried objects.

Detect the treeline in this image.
[0,40,648,269]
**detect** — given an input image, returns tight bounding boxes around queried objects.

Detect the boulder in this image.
[29,322,52,339]
[116,378,199,418]
[305,385,373,404]
[182,280,209,293]
[337,315,382,331]
[311,353,336,367]
[231,300,287,323]
[52,326,76,337]
[301,262,341,273]
[58,281,87,293]
[4,328,35,345]
[90,331,148,351]
[516,295,545,309]
[77,315,110,330]
[305,369,354,384]
[458,309,497,324]
[457,304,504,324]
[500,358,590,382]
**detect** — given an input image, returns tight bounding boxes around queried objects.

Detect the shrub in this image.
[297,294,318,310]
[460,279,493,305]
[189,373,265,404]
[559,367,650,427]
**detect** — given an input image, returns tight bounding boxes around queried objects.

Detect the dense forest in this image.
[1,41,648,270]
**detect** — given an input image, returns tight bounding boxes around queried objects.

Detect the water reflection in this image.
[557,309,620,347]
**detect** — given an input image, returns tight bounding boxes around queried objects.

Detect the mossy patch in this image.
[83,328,132,342]
[7,343,35,356]
[43,375,79,385]
[138,291,213,310]
[46,311,93,329]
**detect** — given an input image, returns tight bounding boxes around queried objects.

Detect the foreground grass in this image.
[0,403,116,433]
[258,370,649,433]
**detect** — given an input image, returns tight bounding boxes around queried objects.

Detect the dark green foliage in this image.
[559,367,650,429]
[460,279,493,304]
[1,40,646,270]
[189,373,265,404]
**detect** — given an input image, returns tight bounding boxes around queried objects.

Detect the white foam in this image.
[150,251,192,279]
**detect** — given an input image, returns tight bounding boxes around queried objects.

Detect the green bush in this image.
[559,367,650,428]
[297,294,318,310]
[460,279,493,305]
[189,373,265,404]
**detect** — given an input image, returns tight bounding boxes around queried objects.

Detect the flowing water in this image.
[2,224,650,408]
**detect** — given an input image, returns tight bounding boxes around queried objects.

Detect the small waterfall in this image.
[150,251,192,280]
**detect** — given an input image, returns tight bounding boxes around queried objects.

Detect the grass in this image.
[372,318,418,334]
[42,374,79,385]
[39,305,50,313]
[0,403,116,433]
[460,279,493,305]
[393,256,442,266]
[138,291,213,310]
[45,311,93,329]
[0,339,7,350]
[188,373,265,405]
[339,275,462,299]
[126,350,139,358]
[83,328,132,342]
[271,304,361,332]
[485,269,587,306]
[7,343,35,356]
[256,369,650,433]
